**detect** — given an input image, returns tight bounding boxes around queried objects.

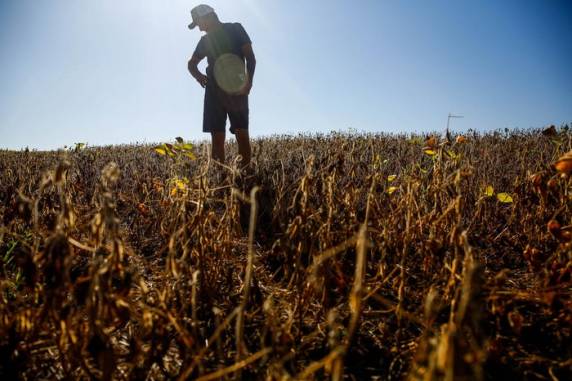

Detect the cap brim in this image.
[188,22,197,30]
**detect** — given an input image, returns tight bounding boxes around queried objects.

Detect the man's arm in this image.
[240,43,256,95]
[188,52,208,88]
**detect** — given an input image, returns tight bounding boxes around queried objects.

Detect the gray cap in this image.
[188,4,215,30]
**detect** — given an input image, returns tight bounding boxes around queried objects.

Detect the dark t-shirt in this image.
[193,22,252,79]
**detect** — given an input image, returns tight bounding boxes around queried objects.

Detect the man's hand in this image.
[238,79,252,96]
[188,53,207,88]
[240,43,256,96]
[195,73,208,88]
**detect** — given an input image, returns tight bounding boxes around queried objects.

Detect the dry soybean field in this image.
[1,129,571,380]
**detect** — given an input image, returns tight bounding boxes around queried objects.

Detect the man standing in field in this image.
[187,4,256,170]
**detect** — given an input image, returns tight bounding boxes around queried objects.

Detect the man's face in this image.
[196,17,209,32]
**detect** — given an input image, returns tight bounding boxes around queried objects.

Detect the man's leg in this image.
[210,131,226,163]
[234,128,251,169]
[204,85,227,164]
[227,94,250,170]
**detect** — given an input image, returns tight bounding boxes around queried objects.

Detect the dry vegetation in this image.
[1,128,571,380]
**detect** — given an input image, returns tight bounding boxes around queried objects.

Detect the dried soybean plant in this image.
[0,127,571,380]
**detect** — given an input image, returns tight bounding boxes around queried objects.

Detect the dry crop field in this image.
[1,128,571,380]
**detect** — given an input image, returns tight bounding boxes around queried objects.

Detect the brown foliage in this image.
[1,129,571,380]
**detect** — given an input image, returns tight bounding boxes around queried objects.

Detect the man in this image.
[187,4,256,170]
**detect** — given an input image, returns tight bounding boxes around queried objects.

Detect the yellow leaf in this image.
[424,149,437,156]
[387,175,397,182]
[496,193,513,203]
[484,185,494,197]
[387,186,398,195]
[408,137,423,145]
[154,147,166,155]
[416,164,428,174]
[163,143,176,157]
[446,150,458,159]
[184,152,196,160]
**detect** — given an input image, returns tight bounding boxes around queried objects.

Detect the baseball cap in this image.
[188,4,215,30]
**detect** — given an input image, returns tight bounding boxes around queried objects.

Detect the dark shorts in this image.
[203,82,249,134]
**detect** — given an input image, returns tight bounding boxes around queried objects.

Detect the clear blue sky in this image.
[1,0,571,150]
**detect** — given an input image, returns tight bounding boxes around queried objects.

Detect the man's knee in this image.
[233,127,248,138]
[235,129,250,148]
[211,131,225,143]
[234,129,251,167]
[211,132,226,161]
